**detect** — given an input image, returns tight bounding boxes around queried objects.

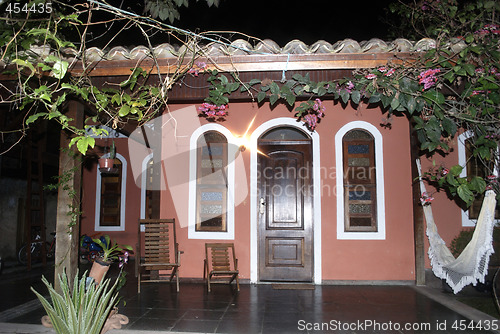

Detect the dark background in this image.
[176,0,395,46]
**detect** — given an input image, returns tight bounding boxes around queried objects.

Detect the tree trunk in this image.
[54,101,84,292]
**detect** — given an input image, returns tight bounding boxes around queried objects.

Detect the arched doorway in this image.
[257,126,314,281]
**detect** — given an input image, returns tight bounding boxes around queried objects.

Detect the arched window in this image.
[335,121,385,240]
[95,153,127,231]
[343,129,377,232]
[458,131,500,226]
[195,131,228,232]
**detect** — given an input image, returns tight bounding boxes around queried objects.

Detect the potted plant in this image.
[98,141,116,172]
[89,235,133,285]
[32,270,128,334]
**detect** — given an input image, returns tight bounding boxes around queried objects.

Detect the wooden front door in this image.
[257,127,313,282]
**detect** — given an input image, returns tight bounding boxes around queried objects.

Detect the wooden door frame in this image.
[249,118,322,284]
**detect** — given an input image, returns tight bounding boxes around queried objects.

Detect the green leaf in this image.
[441,117,457,136]
[219,75,228,85]
[294,86,304,96]
[270,82,280,95]
[12,58,35,75]
[453,65,467,76]
[351,91,361,104]
[407,97,416,113]
[227,82,240,92]
[248,78,261,86]
[422,90,445,105]
[285,93,296,106]
[111,94,121,105]
[269,94,279,106]
[390,97,400,110]
[368,93,381,104]
[444,71,455,83]
[462,63,475,76]
[257,91,266,103]
[118,105,130,117]
[26,112,46,125]
[75,137,95,155]
[50,59,69,79]
[340,90,349,104]
[457,184,474,205]
[450,165,463,177]
[470,176,486,193]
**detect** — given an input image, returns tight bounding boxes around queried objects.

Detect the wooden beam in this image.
[54,100,83,291]
[410,124,426,286]
[69,52,415,77]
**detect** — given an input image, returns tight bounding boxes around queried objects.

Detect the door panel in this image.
[266,238,304,267]
[258,141,313,282]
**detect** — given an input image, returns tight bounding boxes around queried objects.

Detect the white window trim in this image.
[458,131,499,227]
[335,121,386,240]
[95,153,127,231]
[249,118,322,284]
[139,153,154,232]
[188,124,236,240]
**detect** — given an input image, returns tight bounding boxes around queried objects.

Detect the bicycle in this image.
[17,232,56,265]
[79,234,106,264]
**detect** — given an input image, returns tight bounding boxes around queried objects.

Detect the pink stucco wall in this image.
[81,99,418,282]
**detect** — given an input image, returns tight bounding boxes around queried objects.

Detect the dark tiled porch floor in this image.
[0,263,499,333]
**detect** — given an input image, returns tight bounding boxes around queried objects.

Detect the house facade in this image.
[79,38,477,284]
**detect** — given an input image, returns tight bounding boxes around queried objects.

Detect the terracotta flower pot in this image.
[89,258,112,285]
[98,158,114,169]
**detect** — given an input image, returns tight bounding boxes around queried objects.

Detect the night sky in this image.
[176,0,395,46]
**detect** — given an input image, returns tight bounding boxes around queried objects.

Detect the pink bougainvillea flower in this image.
[418,68,441,90]
[345,81,355,93]
[420,192,434,206]
[365,73,377,79]
[198,103,229,119]
[385,68,396,77]
[312,98,325,117]
[378,66,388,73]
[188,62,208,77]
[304,114,318,130]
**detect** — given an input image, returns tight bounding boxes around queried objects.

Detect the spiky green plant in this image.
[31,271,119,334]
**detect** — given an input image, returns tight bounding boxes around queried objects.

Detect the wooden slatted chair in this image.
[204,243,240,292]
[136,219,181,292]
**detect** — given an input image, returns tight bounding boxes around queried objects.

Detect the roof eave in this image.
[70,52,418,77]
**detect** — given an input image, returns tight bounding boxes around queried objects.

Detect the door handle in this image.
[259,197,266,214]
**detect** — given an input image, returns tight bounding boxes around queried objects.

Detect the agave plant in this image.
[31,270,119,334]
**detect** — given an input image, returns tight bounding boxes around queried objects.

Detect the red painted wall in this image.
[81,100,417,282]
[81,139,145,255]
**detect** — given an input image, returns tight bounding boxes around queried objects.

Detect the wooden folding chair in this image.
[204,243,240,292]
[136,219,181,292]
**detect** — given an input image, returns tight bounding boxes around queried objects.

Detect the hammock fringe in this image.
[417,159,497,294]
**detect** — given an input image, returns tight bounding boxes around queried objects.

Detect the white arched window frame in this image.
[140,153,154,220]
[188,124,237,240]
[458,131,499,227]
[335,121,386,240]
[95,153,127,231]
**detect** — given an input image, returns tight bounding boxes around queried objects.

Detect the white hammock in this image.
[416,159,497,294]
